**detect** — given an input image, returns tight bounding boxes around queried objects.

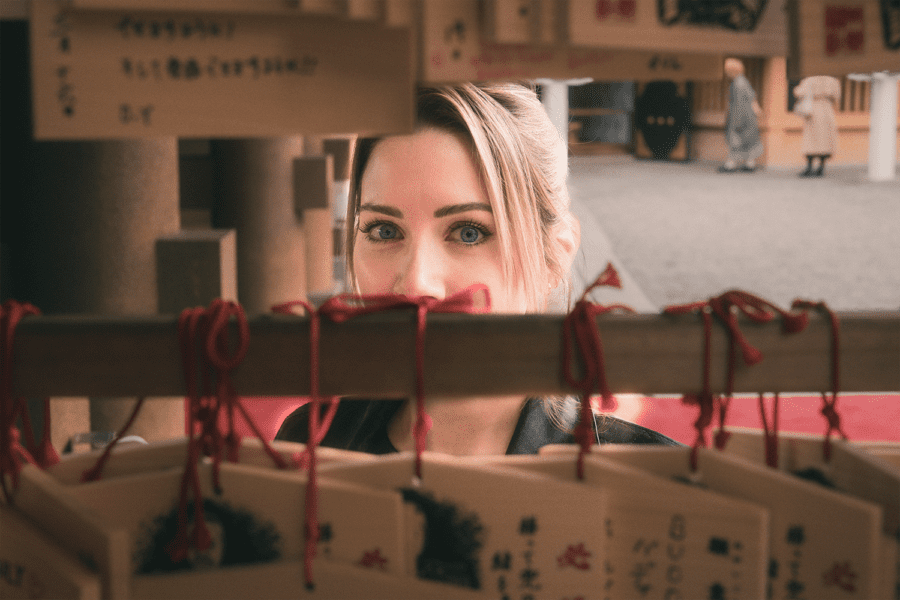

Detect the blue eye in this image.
[458,226,482,244]
[375,223,398,240]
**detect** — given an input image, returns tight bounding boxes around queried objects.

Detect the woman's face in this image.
[353,128,527,313]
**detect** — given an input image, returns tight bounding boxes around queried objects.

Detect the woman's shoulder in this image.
[275,398,403,451]
[593,412,682,446]
[511,397,682,453]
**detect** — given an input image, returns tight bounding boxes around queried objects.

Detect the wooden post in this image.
[155,229,238,315]
[294,155,335,297]
[25,139,183,445]
[210,138,307,314]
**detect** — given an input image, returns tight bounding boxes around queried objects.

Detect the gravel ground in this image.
[567,156,900,312]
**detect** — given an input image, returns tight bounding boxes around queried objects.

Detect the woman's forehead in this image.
[359,128,489,208]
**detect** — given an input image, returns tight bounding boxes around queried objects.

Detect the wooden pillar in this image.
[210,138,307,314]
[294,155,335,298]
[25,139,183,446]
[759,56,790,167]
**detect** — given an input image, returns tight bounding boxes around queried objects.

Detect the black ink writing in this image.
[116,15,235,41]
[120,55,318,81]
[119,103,154,126]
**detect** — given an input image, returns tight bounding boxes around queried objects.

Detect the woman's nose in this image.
[392,241,446,299]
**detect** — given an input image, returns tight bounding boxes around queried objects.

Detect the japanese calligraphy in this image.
[116,15,235,41]
[824,5,865,56]
[49,7,75,118]
[518,516,542,596]
[785,524,807,599]
[120,55,318,81]
[358,548,389,570]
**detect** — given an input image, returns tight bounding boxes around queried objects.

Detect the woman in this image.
[794,75,841,177]
[277,82,677,454]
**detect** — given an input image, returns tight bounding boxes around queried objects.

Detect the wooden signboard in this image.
[30,1,414,140]
[788,0,900,78]
[422,0,722,83]
[566,0,789,57]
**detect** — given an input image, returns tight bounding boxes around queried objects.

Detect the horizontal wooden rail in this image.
[8,311,900,398]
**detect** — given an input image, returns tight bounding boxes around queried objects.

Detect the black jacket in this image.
[276,397,680,454]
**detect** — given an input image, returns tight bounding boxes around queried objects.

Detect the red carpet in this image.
[233,393,900,446]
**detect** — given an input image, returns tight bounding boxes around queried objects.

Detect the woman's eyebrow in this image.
[359,203,403,218]
[434,203,493,218]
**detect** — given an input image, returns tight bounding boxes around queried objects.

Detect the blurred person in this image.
[720,57,764,173]
[794,75,841,177]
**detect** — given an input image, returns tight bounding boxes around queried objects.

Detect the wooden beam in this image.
[9,311,899,398]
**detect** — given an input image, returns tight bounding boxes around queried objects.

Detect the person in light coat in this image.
[794,76,841,177]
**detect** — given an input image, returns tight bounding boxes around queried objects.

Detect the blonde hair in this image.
[346,82,576,312]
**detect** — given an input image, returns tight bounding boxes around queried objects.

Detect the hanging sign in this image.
[788,0,900,77]
[565,0,788,57]
[422,0,722,83]
[30,1,414,140]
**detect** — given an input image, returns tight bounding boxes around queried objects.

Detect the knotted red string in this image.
[562,263,632,479]
[272,284,489,589]
[791,299,846,461]
[166,299,287,566]
[664,291,808,470]
[664,301,715,471]
[1,300,59,503]
[317,285,491,479]
[758,393,780,468]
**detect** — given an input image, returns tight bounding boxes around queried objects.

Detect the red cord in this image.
[663,302,714,471]
[1,300,59,504]
[316,285,491,479]
[165,300,288,566]
[664,291,808,471]
[271,298,330,590]
[273,285,490,589]
[562,263,632,479]
[791,299,846,461]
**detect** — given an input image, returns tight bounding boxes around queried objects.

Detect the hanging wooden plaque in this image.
[421,0,722,83]
[566,0,789,57]
[30,1,414,140]
[788,0,900,78]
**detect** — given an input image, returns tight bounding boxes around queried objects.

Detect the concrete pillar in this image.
[210,138,307,314]
[537,79,570,146]
[323,137,354,289]
[25,139,183,444]
[536,77,594,149]
[867,73,899,182]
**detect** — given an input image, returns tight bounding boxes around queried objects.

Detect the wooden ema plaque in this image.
[30,1,414,140]
[788,0,900,78]
[566,0,789,57]
[421,0,722,83]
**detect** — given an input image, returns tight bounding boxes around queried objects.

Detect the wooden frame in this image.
[10,311,899,398]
